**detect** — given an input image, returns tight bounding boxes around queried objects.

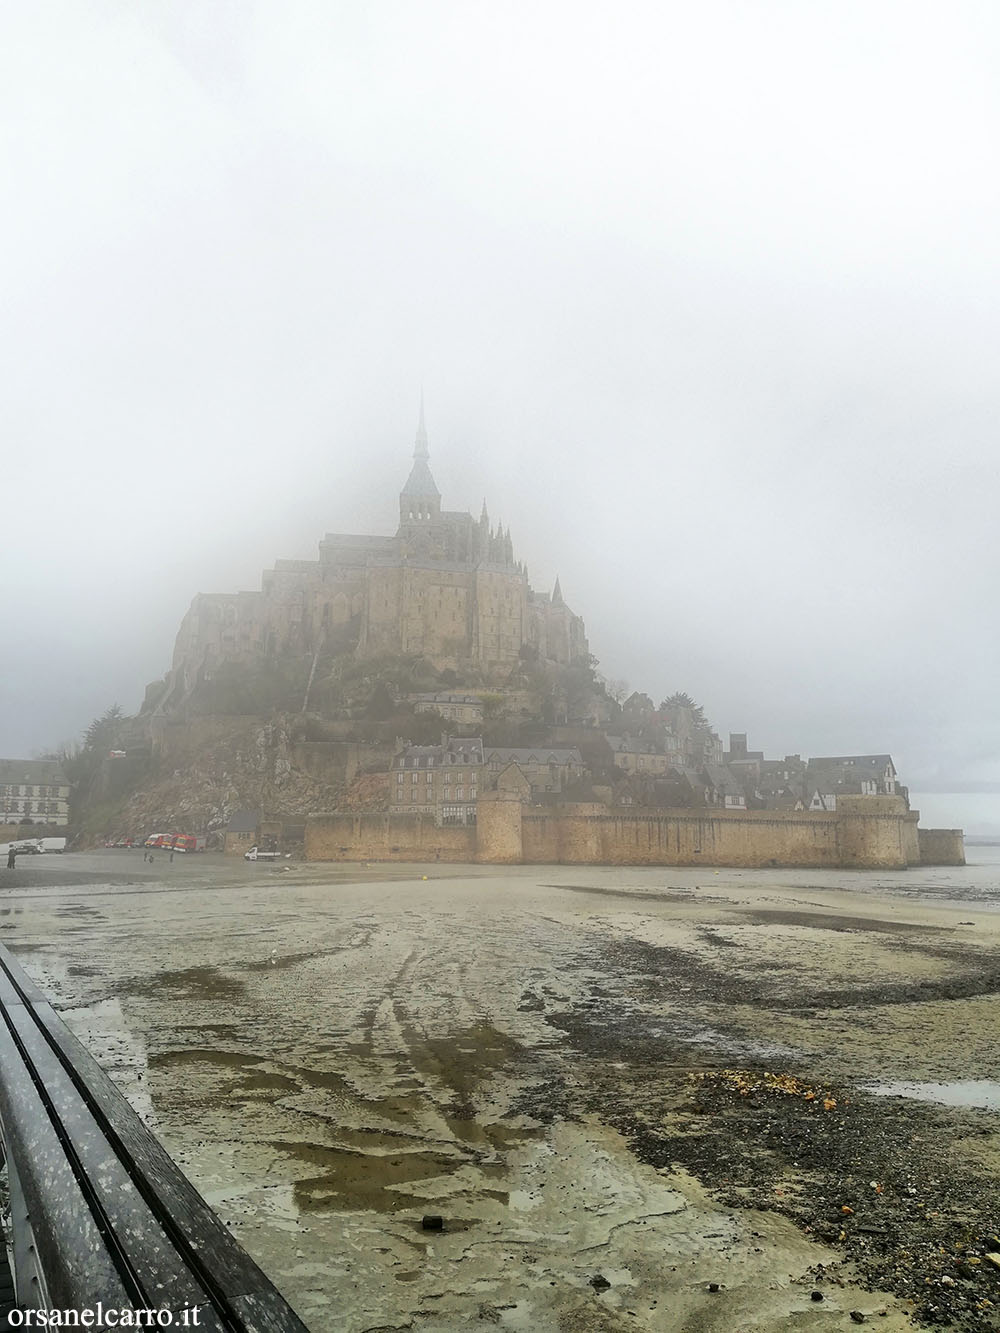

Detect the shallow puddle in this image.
[865,1079,1000,1110]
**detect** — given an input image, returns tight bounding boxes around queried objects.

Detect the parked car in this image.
[244,845,281,861]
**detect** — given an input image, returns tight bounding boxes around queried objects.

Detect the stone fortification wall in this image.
[918,827,967,866]
[306,794,958,870]
[306,814,476,862]
[475,792,524,863]
[835,795,920,868]
[520,808,842,867]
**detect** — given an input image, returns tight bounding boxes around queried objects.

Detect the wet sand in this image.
[1,850,999,1330]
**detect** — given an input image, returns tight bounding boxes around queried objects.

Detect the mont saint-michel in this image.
[0,418,987,1333]
[158,402,587,710]
[22,408,955,874]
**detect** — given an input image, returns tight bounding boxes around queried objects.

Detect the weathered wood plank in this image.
[0,944,310,1330]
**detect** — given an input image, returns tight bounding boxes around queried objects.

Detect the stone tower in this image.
[399,396,441,525]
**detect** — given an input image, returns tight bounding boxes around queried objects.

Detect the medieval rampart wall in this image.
[306,796,960,870]
[917,827,967,866]
[305,813,476,862]
[520,808,844,866]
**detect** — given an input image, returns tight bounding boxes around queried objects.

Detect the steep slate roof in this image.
[394,737,485,768]
[606,736,664,756]
[805,756,896,793]
[226,809,259,832]
[400,400,441,498]
[702,763,745,794]
[484,746,582,765]
[807,755,894,771]
[0,759,69,785]
[401,458,441,497]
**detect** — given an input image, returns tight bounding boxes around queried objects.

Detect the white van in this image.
[244,845,281,861]
[39,837,67,854]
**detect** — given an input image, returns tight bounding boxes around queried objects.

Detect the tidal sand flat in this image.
[2,849,999,1330]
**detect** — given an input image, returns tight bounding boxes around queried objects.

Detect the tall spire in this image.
[552,576,564,605]
[400,396,440,522]
[414,390,429,461]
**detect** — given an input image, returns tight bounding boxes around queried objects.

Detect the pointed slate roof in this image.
[401,396,441,498]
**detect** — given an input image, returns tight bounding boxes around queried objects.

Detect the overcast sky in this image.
[3,0,999,806]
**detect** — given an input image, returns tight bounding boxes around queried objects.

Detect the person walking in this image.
[6,847,16,871]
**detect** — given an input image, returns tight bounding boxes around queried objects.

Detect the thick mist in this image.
[3,1,998,800]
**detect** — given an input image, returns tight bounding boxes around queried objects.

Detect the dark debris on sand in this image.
[531,933,1000,1331]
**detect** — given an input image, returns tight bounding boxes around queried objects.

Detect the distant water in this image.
[909,792,1000,838]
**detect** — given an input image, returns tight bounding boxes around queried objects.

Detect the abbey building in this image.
[160,408,588,707]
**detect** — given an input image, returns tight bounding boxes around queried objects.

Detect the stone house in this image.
[0,760,71,825]
[224,809,259,856]
[409,693,484,725]
[606,736,676,777]
[802,755,899,812]
[494,762,532,800]
[483,745,583,797]
[702,763,747,809]
[755,756,807,811]
[724,733,766,785]
[389,735,484,826]
[611,770,703,809]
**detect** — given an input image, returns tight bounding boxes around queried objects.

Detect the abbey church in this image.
[160,409,588,706]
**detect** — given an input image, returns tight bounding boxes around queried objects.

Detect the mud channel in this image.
[1,850,999,1331]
